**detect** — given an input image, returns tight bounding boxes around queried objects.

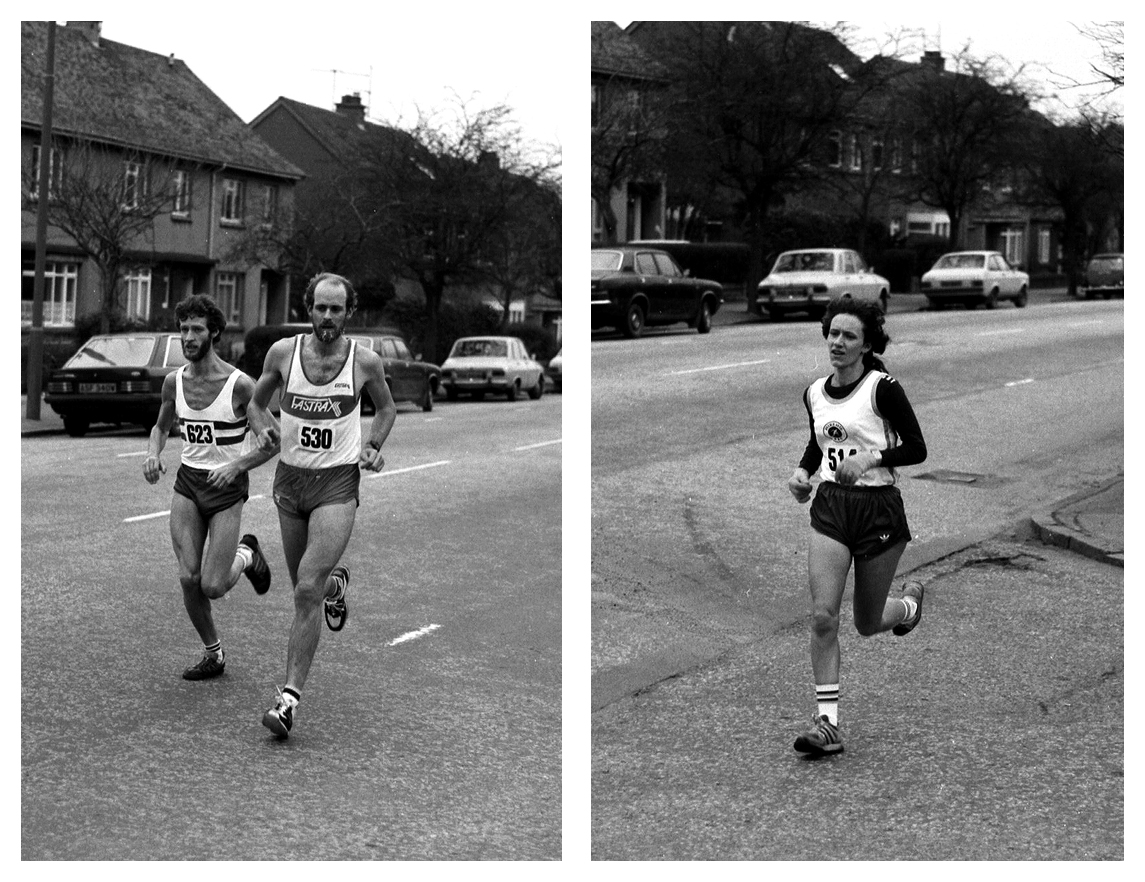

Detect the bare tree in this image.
[899,46,1035,249]
[23,139,186,333]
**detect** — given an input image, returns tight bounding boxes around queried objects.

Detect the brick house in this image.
[251,94,561,339]
[20,21,303,354]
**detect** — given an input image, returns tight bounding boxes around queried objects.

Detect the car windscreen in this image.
[934,254,985,270]
[1089,256,1123,272]
[774,253,834,272]
[591,251,623,271]
[65,335,159,368]
[451,340,507,358]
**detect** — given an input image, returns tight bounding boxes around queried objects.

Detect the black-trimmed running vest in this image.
[175,367,249,469]
[280,335,361,469]
[807,370,898,487]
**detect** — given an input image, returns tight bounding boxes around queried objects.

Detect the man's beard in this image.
[183,340,211,361]
[315,323,341,343]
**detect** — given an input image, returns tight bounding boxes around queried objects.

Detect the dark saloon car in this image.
[45,332,187,436]
[591,246,722,338]
[239,324,439,413]
[1080,253,1123,299]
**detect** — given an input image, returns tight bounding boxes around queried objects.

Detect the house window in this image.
[221,178,244,223]
[508,300,526,324]
[261,184,279,226]
[847,133,862,171]
[1037,228,1051,265]
[172,170,191,216]
[22,260,78,327]
[215,272,244,324]
[827,131,842,168]
[1000,228,1024,266]
[124,267,152,320]
[592,198,603,243]
[871,136,884,171]
[890,136,902,172]
[123,161,145,209]
[30,145,62,200]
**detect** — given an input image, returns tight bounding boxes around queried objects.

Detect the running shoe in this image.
[240,534,271,595]
[261,688,295,737]
[892,580,925,636]
[793,714,844,756]
[182,649,225,681]
[324,565,350,632]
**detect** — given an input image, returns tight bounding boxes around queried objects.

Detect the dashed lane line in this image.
[514,439,562,451]
[387,624,442,646]
[669,358,772,376]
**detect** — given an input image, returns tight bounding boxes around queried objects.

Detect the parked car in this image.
[439,336,545,401]
[1079,253,1123,300]
[545,348,562,393]
[591,245,722,338]
[239,324,438,413]
[347,332,440,412]
[920,251,1029,309]
[756,248,890,319]
[44,332,187,436]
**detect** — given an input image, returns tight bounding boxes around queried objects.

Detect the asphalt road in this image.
[21,394,562,860]
[590,296,1123,859]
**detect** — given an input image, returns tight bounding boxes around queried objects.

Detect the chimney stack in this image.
[66,21,102,47]
[922,50,945,72]
[335,93,367,124]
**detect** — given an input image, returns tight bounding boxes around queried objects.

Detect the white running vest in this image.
[807,370,898,487]
[280,335,361,469]
[176,367,249,469]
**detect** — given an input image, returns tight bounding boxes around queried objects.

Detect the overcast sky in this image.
[97,15,571,157]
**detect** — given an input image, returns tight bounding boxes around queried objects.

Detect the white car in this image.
[440,336,545,402]
[545,348,562,393]
[755,248,890,319]
[920,251,1029,310]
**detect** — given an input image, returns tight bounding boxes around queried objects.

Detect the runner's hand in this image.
[207,461,241,488]
[143,456,166,485]
[256,426,280,454]
[788,469,812,503]
[360,443,385,472]
[835,452,878,486]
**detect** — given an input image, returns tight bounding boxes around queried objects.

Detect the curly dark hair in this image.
[174,293,226,342]
[303,272,358,314]
[820,297,890,372]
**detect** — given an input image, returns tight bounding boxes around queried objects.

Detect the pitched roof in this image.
[250,96,422,166]
[20,21,302,180]
[591,21,669,82]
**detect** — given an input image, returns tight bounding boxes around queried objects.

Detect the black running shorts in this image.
[273,461,360,520]
[809,480,912,559]
[173,464,249,521]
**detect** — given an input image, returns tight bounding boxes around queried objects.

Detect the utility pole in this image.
[27,20,56,421]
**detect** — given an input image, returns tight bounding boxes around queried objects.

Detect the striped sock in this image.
[204,639,222,658]
[901,596,918,623]
[283,686,301,706]
[235,544,253,571]
[816,683,840,725]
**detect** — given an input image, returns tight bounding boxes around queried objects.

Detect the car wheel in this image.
[63,415,90,437]
[878,291,889,314]
[696,299,713,334]
[506,381,519,402]
[984,288,999,309]
[528,373,544,399]
[446,386,459,401]
[1014,286,1028,308]
[421,381,434,412]
[623,301,646,338]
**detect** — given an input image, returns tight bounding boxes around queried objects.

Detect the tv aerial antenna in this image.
[312,67,373,113]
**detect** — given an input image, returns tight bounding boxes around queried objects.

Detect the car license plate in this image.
[79,383,117,393]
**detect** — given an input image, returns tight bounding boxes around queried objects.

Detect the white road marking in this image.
[117,451,149,458]
[124,510,169,523]
[977,328,1024,337]
[515,439,562,451]
[364,459,451,480]
[669,358,772,376]
[387,624,441,646]
[1005,378,1035,387]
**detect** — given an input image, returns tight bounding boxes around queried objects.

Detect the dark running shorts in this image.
[273,461,360,520]
[809,480,912,559]
[173,464,249,521]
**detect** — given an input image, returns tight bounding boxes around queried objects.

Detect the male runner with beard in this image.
[248,272,397,737]
[144,294,278,680]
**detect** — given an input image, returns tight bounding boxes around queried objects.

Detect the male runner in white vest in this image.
[144,294,278,681]
[248,272,397,737]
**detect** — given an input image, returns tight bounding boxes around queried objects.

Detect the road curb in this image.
[1028,476,1124,568]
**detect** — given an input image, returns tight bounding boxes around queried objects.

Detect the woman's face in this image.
[826,313,870,371]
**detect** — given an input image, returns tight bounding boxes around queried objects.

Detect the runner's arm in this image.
[358,348,397,472]
[874,377,927,469]
[143,373,177,484]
